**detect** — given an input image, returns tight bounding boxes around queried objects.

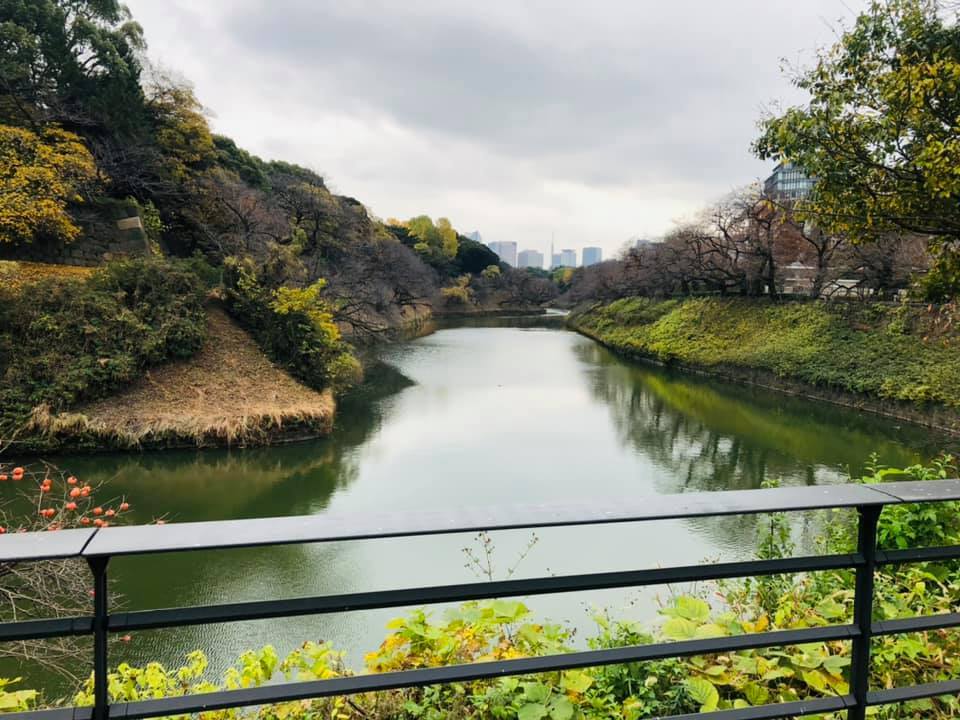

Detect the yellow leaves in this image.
[0,124,97,245]
[270,281,342,344]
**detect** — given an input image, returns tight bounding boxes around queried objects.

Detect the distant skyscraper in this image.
[466,231,482,243]
[551,253,562,269]
[582,247,602,266]
[487,241,517,267]
[517,249,544,269]
[559,249,577,268]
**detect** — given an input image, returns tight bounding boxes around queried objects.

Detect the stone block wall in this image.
[0,199,152,267]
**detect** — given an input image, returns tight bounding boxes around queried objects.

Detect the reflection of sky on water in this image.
[22,321,950,693]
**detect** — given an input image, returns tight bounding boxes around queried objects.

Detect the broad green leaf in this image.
[549,696,575,720]
[561,670,593,694]
[694,623,728,639]
[675,596,711,622]
[662,617,698,640]
[492,599,528,622]
[815,599,847,620]
[518,702,549,720]
[822,655,851,677]
[802,669,830,694]
[744,683,769,707]
[523,683,551,703]
[685,678,719,712]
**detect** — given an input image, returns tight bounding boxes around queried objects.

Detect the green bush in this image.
[0,258,207,445]
[222,258,360,394]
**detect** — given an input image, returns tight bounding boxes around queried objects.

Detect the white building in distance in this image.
[582,247,602,266]
[559,249,577,268]
[487,241,517,267]
[517,249,544,269]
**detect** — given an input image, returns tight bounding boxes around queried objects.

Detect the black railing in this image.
[4,479,960,720]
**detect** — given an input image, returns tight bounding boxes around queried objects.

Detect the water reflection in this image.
[7,323,953,695]
[575,340,938,493]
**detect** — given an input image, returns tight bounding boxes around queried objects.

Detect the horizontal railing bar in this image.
[877,544,960,565]
[1,480,957,563]
[868,678,960,705]
[874,612,960,636]
[3,708,92,720]
[107,553,861,633]
[96,625,858,719]
[78,483,903,558]
[0,616,92,642]
[0,528,97,562]
[1,695,856,720]
[664,695,853,720]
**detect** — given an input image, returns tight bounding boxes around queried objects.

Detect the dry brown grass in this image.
[0,261,95,292]
[32,306,335,448]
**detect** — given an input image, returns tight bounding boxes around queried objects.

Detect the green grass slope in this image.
[570,297,960,412]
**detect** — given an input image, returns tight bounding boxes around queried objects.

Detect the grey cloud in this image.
[219,1,828,185]
[127,0,864,251]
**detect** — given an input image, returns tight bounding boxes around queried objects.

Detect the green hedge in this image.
[570,297,960,409]
[0,258,208,442]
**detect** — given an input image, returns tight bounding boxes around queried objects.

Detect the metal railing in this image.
[4,479,960,720]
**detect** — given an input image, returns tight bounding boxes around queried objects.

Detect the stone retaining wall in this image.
[0,200,151,267]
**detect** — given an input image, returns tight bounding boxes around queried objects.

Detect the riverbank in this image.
[23,306,336,451]
[569,297,960,435]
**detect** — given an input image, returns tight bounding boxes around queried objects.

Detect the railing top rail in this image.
[3,479,960,562]
[0,527,96,562]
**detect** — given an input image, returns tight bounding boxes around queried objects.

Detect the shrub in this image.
[0,258,207,448]
[222,258,360,393]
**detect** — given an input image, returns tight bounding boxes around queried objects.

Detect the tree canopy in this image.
[0,0,146,133]
[0,124,96,244]
[754,0,960,294]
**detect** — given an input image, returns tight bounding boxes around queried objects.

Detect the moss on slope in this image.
[570,297,960,411]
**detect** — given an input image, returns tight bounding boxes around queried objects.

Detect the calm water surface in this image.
[12,319,952,691]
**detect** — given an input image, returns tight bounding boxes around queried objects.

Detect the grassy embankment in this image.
[569,297,960,434]
[0,260,338,453]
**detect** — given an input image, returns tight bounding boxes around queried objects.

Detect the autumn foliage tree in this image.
[0,124,96,244]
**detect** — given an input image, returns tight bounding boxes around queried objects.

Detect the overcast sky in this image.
[125,0,865,260]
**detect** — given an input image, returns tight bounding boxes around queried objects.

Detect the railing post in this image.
[87,556,110,720]
[848,505,881,720]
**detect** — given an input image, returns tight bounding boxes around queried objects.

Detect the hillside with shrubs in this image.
[0,0,555,451]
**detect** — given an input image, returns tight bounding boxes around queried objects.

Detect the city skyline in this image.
[487,240,609,269]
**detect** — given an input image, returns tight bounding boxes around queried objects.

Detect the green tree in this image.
[436,216,459,258]
[405,215,442,249]
[0,124,97,244]
[146,74,216,187]
[0,0,146,133]
[754,0,960,297]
